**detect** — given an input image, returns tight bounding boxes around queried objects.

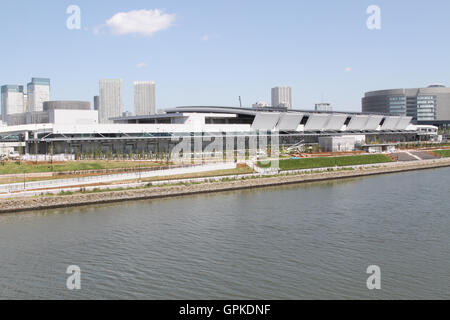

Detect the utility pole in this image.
[239,96,242,108]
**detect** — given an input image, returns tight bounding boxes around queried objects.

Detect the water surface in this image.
[0,168,449,299]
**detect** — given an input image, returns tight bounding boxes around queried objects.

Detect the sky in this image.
[0,0,450,113]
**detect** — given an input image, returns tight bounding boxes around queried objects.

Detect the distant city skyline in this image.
[0,1,449,112]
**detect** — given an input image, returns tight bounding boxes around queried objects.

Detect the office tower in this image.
[27,78,50,112]
[1,85,26,123]
[99,79,123,123]
[362,85,450,121]
[271,86,292,109]
[134,81,156,115]
[93,96,99,111]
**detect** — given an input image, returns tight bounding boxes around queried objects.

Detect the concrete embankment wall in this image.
[1,158,450,214]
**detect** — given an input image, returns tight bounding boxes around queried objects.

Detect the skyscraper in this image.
[93,96,99,111]
[99,79,123,123]
[1,85,26,123]
[27,78,50,112]
[271,86,292,109]
[134,81,156,115]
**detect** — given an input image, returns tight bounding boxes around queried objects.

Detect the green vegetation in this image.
[434,150,450,157]
[397,142,450,150]
[0,161,167,175]
[258,154,393,171]
[46,166,361,198]
[142,166,254,182]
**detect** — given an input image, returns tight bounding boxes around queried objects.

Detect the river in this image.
[0,168,449,299]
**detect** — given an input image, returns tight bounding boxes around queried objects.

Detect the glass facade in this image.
[416,95,436,121]
[388,96,406,116]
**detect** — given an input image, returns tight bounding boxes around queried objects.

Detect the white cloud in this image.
[103,9,175,36]
[345,67,352,72]
[201,35,210,41]
[136,62,148,68]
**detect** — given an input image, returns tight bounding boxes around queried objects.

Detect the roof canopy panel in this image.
[277,113,303,131]
[252,113,281,131]
[364,115,384,130]
[347,115,369,131]
[304,114,329,131]
[381,116,401,130]
[324,114,347,131]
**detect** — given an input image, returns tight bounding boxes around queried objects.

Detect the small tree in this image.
[17,145,23,165]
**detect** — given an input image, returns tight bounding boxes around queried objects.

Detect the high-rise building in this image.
[99,79,123,123]
[27,78,50,112]
[1,85,26,123]
[23,94,28,112]
[134,81,156,115]
[362,85,450,121]
[271,86,292,109]
[93,96,99,111]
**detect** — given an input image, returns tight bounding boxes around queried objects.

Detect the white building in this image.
[23,94,28,112]
[0,106,423,157]
[99,79,123,124]
[1,85,26,124]
[134,81,156,116]
[315,103,332,112]
[252,101,270,109]
[271,86,292,109]
[27,78,50,112]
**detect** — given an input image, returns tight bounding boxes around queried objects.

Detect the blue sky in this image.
[1,0,449,112]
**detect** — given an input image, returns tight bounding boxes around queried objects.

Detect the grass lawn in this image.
[0,160,168,175]
[434,150,450,157]
[258,154,393,171]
